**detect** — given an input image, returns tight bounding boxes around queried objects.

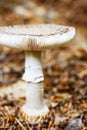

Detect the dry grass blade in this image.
[15,117,26,130]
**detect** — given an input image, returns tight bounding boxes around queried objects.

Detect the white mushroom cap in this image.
[0,24,75,50]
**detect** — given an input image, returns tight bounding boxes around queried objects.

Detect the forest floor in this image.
[0,52,87,129]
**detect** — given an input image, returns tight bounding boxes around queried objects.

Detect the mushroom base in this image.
[20,108,55,128]
[21,107,49,123]
[21,82,50,124]
[22,104,49,117]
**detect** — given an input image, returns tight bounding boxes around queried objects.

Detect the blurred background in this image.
[0,0,87,85]
[0,1,87,129]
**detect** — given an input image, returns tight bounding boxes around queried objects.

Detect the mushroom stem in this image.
[22,51,49,119]
[22,82,49,117]
[22,51,44,83]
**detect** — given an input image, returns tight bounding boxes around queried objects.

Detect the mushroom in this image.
[0,24,75,123]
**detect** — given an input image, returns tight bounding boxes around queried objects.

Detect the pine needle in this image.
[15,117,26,130]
